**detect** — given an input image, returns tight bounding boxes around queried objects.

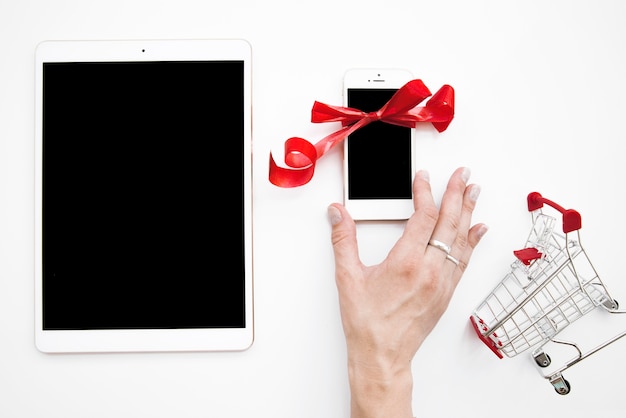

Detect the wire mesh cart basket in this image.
[470,192,626,394]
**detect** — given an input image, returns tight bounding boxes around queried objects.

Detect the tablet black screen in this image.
[42,61,246,330]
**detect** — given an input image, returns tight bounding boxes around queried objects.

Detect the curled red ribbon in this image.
[268,79,455,188]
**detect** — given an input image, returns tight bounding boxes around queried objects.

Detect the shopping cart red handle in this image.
[527,192,582,233]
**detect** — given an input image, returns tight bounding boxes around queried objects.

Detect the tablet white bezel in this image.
[34,39,254,353]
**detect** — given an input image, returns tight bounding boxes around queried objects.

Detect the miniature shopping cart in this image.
[470,192,626,395]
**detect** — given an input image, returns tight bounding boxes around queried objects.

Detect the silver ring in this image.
[445,254,460,266]
[428,239,451,254]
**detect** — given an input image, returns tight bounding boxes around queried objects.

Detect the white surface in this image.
[2,0,626,417]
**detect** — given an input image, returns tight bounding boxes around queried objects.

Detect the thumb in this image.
[327,204,361,271]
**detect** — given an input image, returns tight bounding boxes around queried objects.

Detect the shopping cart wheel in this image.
[554,379,571,395]
[549,373,571,395]
[534,351,551,367]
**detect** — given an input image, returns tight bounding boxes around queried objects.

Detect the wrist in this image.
[348,360,413,418]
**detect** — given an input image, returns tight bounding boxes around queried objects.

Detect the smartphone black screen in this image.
[42,61,246,330]
[347,88,412,199]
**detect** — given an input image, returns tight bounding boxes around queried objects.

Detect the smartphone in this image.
[343,68,416,220]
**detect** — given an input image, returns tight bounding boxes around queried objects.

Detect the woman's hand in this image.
[328,167,488,418]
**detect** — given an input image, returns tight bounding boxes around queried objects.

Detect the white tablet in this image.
[34,39,254,353]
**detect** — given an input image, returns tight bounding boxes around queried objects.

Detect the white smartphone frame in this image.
[342,68,416,221]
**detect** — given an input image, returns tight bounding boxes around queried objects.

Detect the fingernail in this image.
[327,205,343,226]
[469,184,481,202]
[461,167,471,183]
[476,224,489,240]
[417,170,430,183]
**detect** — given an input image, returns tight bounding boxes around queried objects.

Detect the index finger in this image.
[390,170,439,257]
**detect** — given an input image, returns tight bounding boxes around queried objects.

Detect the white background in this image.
[2,1,626,417]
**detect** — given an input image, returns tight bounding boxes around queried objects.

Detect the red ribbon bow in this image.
[268,79,455,188]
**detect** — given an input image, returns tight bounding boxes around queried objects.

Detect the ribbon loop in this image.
[269,79,455,188]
